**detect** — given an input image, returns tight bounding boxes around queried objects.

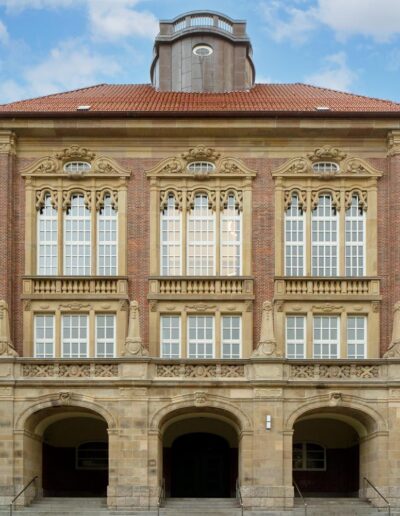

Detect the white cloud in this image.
[0,38,121,103]
[305,52,357,92]
[0,19,9,43]
[0,0,76,12]
[260,0,400,43]
[87,0,158,41]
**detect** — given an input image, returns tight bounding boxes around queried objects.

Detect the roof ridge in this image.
[295,82,400,106]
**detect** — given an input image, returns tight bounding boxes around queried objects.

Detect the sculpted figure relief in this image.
[252,301,281,358]
[0,300,18,357]
[124,301,149,357]
[384,301,400,358]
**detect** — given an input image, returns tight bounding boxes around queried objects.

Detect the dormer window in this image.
[312,162,339,174]
[64,161,91,174]
[187,161,215,174]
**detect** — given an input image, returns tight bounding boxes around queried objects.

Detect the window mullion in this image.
[339,190,345,276]
[305,190,312,275]
[58,190,63,275]
[182,189,187,275]
[215,189,220,275]
[91,189,97,275]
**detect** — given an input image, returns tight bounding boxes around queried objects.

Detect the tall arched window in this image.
[345,195,365,276]
[285,194,305,276]
[311,194,338,276]
[37,194,58,275]
[97,195,118,275]
[187,194,215,275]
[64,194,91,275]
[160,195,181,275]
[221,194,241,275]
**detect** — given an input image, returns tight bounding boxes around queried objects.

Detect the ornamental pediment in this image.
[21,145,131,178]
[146,145,257,178]
[272,145,382,178]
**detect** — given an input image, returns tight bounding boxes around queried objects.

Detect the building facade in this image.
[1,10,400,512]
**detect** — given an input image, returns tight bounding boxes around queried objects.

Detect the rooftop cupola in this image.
[150,11,255,93]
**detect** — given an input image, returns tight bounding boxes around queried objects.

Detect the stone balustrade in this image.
[149,277,254,299]
[275,277,380,298]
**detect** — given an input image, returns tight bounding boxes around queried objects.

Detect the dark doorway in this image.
[169,433,235,498]
[293,418,360,497]
[42,416,108,497]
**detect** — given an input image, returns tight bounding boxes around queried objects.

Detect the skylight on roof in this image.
[77,105,91,111]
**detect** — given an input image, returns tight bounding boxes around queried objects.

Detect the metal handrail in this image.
[293,480,307,516]
[236,478,244,516]
[157,478,166,516]
[9,476,38,516]
[364,477,391,516]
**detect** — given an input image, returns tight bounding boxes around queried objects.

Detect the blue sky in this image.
[0,0,399,104]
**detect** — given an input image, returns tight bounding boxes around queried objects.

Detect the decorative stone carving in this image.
[312,304,343,313]
[62,190,92,211]
[384,301,400,358]
[22,363,118,377]
[220,189,243,211]
[124,301,148,357]
[95,188,118,211]
[182,146,221,163]
[311,190,341,210]
[35,189,58,210]
[0,132,16,155]
[252,301,281,358]
[388,131,400,157]
[329,391,343,406]
[0,301,17,357]
[307,146,347,163]
[56,145,96,163]
[160,189,183,211]
[156,363,245,378]
[194,391,208,406]
[344,189,368,211]
[184,304,217,312]
[186,190,217,211]
[284,189,307,211]
[59,392,72,404]
[290,364,379,379]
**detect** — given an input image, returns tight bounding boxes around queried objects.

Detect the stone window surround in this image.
[146,146,256,358]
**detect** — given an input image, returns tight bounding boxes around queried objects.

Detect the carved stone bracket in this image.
[387,132,400,157]
[252,301,281,358]
[123,300,148,357]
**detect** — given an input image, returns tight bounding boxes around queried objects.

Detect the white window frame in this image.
[37,195,58,275]
[160,315,181,358]
[221,315,241,359]
[97,196,118,276]
[285,194,305,276]
[220,196,242,276]
[187,315,215,358]
[313,315,340,359]
[62,314,89,358]
[187,194,216,276]
[64,195,91,275]
[286,315,306,359]
[34,314,55,358]
[347,315,367,359]
[345,195,366,277]
[311,194,339,277]
[160,195,182,276]
[95,314,115,358]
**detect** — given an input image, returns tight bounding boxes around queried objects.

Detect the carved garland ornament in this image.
[156,363,245,378]
[290,364,379,379]
[272,145,382,178]
[146,146,257,178]
[22,363,119,378]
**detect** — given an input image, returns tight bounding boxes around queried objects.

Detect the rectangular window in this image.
[312,195,338,276]
[160,315,181,358]
[62,314,88,358]
[222,315,241,358]
[38,196,58,275]
[64,195,91,275]
[161,196,182,275]
[285,195,305,276]
[187,195,215,275]
[347,315,366,359]
[345,195,365,276]
[97,196,118,275]
[96,314,115,358]
[188,315,214,358]
[286,316,306,359]
[313,315,339,359]
[221,196,241,275]
[34,314,55,358]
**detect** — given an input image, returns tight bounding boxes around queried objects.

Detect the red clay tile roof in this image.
[1,83,400,115]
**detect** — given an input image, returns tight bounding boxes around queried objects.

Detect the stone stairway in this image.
[293,497,393,515]
[1,497,109,515]
[160,497,242,515]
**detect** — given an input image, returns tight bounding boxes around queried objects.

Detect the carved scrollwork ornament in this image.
[344,189,368,211]
[95,189,118,211]
[186,190,217,211]
[311,190,341,211]
[56,145,96,164]
[159,189,183,211]
[283,189,307,211]
[181,146,221,163]
[220,189,243,211]
[62,190,92,211]
[307,146,347,163]
[35,189,58,210]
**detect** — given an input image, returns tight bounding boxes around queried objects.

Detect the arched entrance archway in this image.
[22,406,109,498]
[162,415,239,498]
